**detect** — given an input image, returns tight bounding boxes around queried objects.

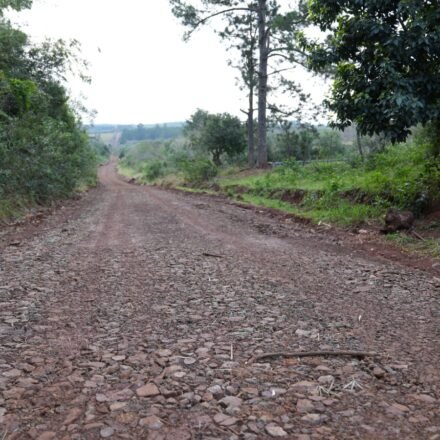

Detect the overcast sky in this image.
[9,0,327,125]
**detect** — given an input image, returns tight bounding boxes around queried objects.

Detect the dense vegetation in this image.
[118,134,219,186]
[89,137,111,164]
[0,2,103,219]
[307,0,440,155]
[184,110,246,166]
[221,138,436,219]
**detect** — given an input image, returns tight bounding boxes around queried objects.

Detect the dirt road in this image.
[1,163,439,440]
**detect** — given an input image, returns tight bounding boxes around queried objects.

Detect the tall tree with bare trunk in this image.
[170,0,309,168]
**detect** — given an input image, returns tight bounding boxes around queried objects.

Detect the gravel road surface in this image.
[0,162,439,439]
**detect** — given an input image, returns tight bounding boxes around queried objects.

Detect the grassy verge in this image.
[117,163,139,179]
[216,142,440,226]
[237,193,384,226]
[0,172,99,224]
[386,231,440,259]
[0,196,35,223]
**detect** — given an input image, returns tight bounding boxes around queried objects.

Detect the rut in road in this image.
[0,163,439,440]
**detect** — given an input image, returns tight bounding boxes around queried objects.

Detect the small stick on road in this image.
[248,350,379,364]
[202,252,224,258]
[409,230,425,241]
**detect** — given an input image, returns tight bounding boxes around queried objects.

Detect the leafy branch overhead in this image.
[306,0,440,153]
[0,0,32,14]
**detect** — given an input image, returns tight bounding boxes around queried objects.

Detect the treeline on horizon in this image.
[120,124,184,143]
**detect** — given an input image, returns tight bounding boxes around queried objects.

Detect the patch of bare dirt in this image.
[278,189,306,205]
[0,162,439,439]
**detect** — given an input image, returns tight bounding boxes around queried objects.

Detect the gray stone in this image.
[213,413,238,426]
[265,424,287,437]
[100,427,114,438]
[219,396,243,408]
[139,415,163,429]
[136,383,160,397]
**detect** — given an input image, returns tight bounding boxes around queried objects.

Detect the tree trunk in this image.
[431,119,440,156]
[212,151,222,166]
[257,0,269,168]
[248,85,255,167]
[356,128,364,161]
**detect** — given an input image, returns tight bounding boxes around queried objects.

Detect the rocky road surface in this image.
[0,163,439,440]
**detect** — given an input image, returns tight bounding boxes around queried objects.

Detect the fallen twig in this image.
[409,230,425,241]
[202,252,224,259]
[343,377,363,391]
[248,350,378,363]
[318,221,331,228]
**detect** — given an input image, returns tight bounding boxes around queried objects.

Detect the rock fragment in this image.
[100,426,114,438]
[296,399,315,413]
[37,433,57,440]
[63,407,82,425]
[139,415,163,429]
[136,383,160,397]
[265,424,287,437]
[214,413,239,426]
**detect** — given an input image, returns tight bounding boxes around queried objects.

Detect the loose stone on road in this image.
[0,163,439,439]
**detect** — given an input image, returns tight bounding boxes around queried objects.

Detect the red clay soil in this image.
[0,162,439,440]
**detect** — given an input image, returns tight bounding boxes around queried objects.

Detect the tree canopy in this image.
[184,109,246,165]
[307,0,440,152]
[0,15,98,207]
[0,0,32,14]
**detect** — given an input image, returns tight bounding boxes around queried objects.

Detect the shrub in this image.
[142,161,166,181]
[180,158,218,184]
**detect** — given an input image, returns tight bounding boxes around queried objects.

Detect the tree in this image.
[307,0,440,155]
[184,108,209,150]
[170,0,309,167]
[316,128,345,159]
[0,15,97,204]
[220,11,258,167]
[0,0,32,14]
[275,120,297,158]
[274,121,318,162]
[184,109,246,165]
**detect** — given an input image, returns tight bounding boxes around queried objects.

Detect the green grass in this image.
[386,232,440,258]
[117,163,139,179]
[0,196,32,222]
[241,194,301,214]
[240,194,383,226]
[220,145,427,199]
[215,142,438,226]
[175,186,216,195]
